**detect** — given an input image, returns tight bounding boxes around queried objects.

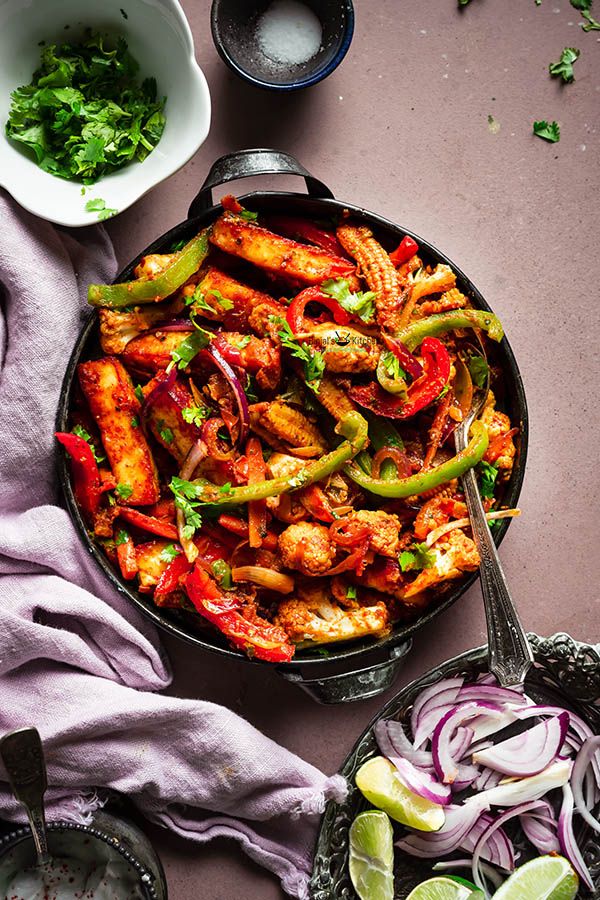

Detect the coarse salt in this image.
[256,0,322,67]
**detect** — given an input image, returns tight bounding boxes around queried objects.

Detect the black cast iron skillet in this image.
[56,149,528,705]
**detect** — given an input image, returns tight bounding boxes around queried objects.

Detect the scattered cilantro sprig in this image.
[399,543,436,572]
[160,544,180,563]
[71,424,105,463]
[115,482,133,500]
[467,354,489,389]
[169,476,203,540]
[478,460,499,500]
[182,405,210,427]
[272,317,326,394]
[187,286,234,313]
[6,31,166,184]
[533,120,561,143]
[321,278,377,324]
[549,47,580,83]
[85,198,118,221]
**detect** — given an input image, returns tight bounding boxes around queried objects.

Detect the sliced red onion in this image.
[433,859,503,891]
[457,685,529,707]
[468,708,520,742]
[152,319,193,332]
[571,736,600,835]
[520,809,560,854]
[374,720,434,770]
[471,801,546,895]
[450,726,474,762]
[464,758,572,808]
[411,677,464,747]
[451,763,481,792]
[558,783,594,890]
[474,767,502,792]
[204,343,249,443]
[461,812,515,870]
[432,702,505,784]
[473,712,568,777]
[141,366,177,418]
[514,704,600,786]
[389,756,451,806]
[396,802,487,858]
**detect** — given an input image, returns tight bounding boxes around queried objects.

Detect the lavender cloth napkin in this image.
[0,191,346,898]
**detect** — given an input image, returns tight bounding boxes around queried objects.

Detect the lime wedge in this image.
[492,855,578,900]
[355,756,445,831]
[349,810,394,900]
[405,876,483,899]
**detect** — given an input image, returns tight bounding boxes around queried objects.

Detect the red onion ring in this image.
[472,712,569,777]
[558,784,594,890]
[203,344,249,444]
[150,319,193,332]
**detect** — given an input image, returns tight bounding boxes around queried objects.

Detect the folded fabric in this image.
[0,192,346,898]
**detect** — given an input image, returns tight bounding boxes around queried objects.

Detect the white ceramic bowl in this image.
[0,0,211,227]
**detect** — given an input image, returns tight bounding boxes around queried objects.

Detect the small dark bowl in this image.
[211,0,354,90]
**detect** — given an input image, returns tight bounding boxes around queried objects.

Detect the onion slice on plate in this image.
[431,702,505,784]
[396,802,487,858]
[231,566,294,594]
[558,783,595,889]
[375,720,434,770]
[464,758,572,808]
[472,712,569,777]
[410,677,464,747]
[571,736,600,835]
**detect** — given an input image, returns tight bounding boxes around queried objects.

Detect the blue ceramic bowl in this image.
[210,0,354,91]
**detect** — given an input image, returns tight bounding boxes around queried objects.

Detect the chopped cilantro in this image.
[182,405,210,427]
[6,32,166,184]
[169,476,203,539]
[321,278,377,324]
[581,9,600,28]
[399,542,436,572]
[160,543,180,563]
[71,424,105,463]
[115,529,129,546]
[159,425,174,444]
[134,384,145,404]
[533,120,561,143]
[315,647,331,657]
[478,460,498,499]
[206,289,234,310]
[437,384,450,400]
[549,47,580,83]
[245,374,259,404]
[346,584,358,599]
[238,208,258,221]
[467,354,489,388]
[381,350,407,382]
[219,482,233,496]
[115,482,133,500]
[211,559,233,589]
[170,238,187,252]
[131,415,139,428]
[188,286,233,313]
[85,198,118,220]
[273,317,325,394]
[233,335,252,349]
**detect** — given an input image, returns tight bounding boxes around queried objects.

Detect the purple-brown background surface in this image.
[108,1,600,896]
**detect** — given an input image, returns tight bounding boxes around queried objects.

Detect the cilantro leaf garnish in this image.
[238,208,258,221]
[399,542,436,572]
[170,238,187,252]
[134,384,145,404]
[169,476,203,540]
[478,460,499,499]
[321,278,377,324]
[115,529,129,546]
[533,120,561,142]
[6,32,166,184]
[160,543,180,563]
[85,198,118,221]
[115,482,133,500]
[71,423,106,463]
[168,329,211,372]
[188,286,234,313]
[381,350,407,382]
[272,317,325,394]
[581,8,600,28]
[159,425,174,444]
[182,405,210,427]
[346,584,358,599]
[219,482,233,496]
[467,354,489,388]
[549,47,580,83]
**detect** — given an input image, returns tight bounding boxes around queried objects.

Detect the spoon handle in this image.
[460,460,533,687]
[0,727,51,865]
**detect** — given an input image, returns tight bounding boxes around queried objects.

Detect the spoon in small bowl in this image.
[0,727,51,866]
[453,344,533,687]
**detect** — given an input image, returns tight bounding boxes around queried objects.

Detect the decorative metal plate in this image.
[311,633,600,898]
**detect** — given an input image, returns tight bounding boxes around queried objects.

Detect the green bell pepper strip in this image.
[344,420,489,498]
[365,412,405,481]
[88,229,211,308]
[395,309,504,352]
[188,411,368,506]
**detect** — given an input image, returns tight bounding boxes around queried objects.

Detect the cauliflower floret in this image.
[481,392,516,472]
[399,529,480,599]
[275,582,390,644]
[266,453,306,480]
[352,509,402,557]
[278,522,335,576]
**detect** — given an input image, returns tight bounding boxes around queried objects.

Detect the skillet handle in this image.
[278,641,412,704]
[188,148,334,218]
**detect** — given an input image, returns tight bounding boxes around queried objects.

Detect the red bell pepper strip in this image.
[55,432,102,522]
[184,564,295,662]
[286,286,350,335]
[194,529,231,562]
[115,529,138,581]
[298,484,335,523]
[116,507,179,540]
[217,514,278,551]
[155,551,192,600]
[266,215,347,258]
[389,235,419,267]
[246,436,267,549]
[382,334,424,381]
[349,337,451,420]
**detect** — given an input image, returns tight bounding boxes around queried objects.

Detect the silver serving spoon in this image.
[0,727,51,866]
[453,347,533,687]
